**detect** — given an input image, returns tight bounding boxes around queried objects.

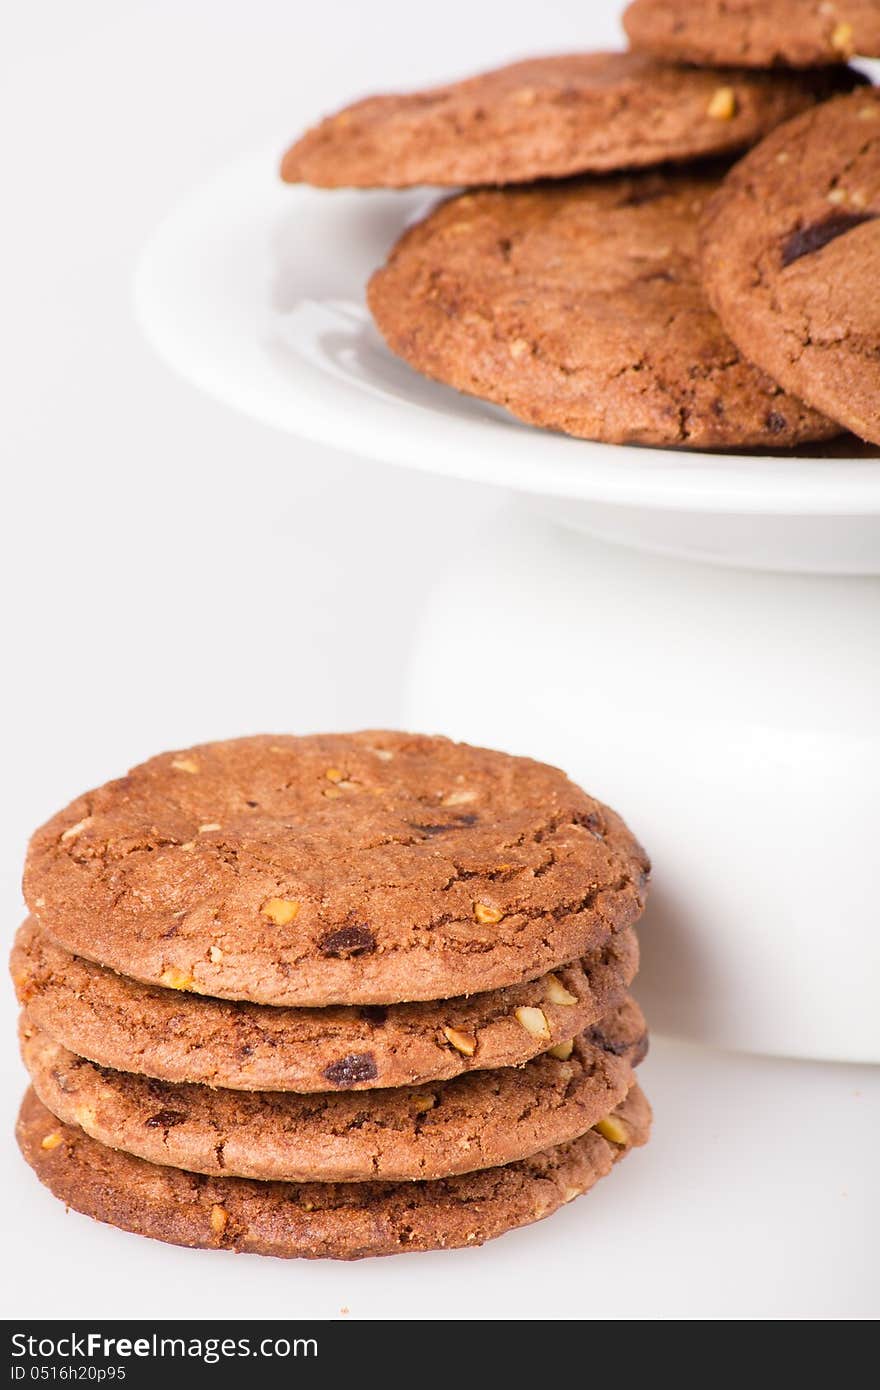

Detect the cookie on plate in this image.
[701,89,880,445]
[368,169,840,448]
[624,0,880,68]
[16,1084,651,1259]
[11,917,639,1092]
[23,733,648,1008]
[20,1002,646,1183]
[281,52,854,187]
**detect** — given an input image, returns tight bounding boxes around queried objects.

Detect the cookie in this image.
[280,52,854,188]
[368,170,839,448]
[20,1002,646,1182]
[701,89,880,445]
[625,0,880,68]
[11,917,639,1092]
[16,1083,651,1258]
[24,733,648,1007]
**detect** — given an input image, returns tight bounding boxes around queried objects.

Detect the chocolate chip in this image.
[586,1028,630,1057]
[359,1005,388,1027]
[318,924,376,958]
[323,1052,378,1086]
[574,809,604,838]
[765,410,787,434]
[409,813,478,837]
[781,210,877,268]
[145,1109,187,1128]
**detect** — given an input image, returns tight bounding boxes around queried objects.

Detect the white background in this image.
[1,0,877,1320]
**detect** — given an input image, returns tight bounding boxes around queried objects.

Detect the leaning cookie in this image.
[701,89,880,446]
[24,733,648,1007]
[11,918,639,1092]
[624,0,880,68]
[20,1002,646,1183]
[281,52,855,187]
[368,169,839,448]
[17,1084,651,1259]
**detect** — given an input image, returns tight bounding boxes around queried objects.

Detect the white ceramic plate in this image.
[134,150,880,572]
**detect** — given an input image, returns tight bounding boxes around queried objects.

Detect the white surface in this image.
[404,510,880,1062]
[1,0,877,1321]
[133,149,880,572]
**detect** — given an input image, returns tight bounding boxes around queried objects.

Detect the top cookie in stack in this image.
[281,12,879,446]
[14,732,652,1259]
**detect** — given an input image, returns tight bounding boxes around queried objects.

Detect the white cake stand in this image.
[134,152,880,1062]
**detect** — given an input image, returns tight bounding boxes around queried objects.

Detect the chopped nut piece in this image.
[171,757,199,774]
[301,1199,315,1212]
[547,1039,575,1061]
[322,786,342,799]
[545,973,578,1006]
[75,1105,96,1130]
[370,747,394,761]
[41,1131,64,1151]
[14,973,34,1004]
[596,1114,628,1145]
[210,1204,229,1234]
[325,768,344,783]
[208,945,223,964]
[442,788,477,806]
[827,188,847,204]
[33,896,45,909]
[261,897,300,926]
[160,966,194,991]
[509,338,530,359]
[179,841,195,852]
[563,1185,582,1203]
[412,1093,436,1114]
[474,902,503,925]
[514,1006,551,1041]
[443,1026,477,1056]
[61,818,91,842]
[707,87,737,121]
[831,21,854,53]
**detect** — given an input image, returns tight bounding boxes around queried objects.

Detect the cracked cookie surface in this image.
[24,733,648,1006]
[11,918,639,1092]
[16,1082,651,1258]
[281,51,854,187]
[368,170,838,447]
[701,89,880,445]
[20,1001,646,1182]
[625,0,880,68]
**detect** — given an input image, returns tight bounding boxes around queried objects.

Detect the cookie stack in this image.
[282,3,880,447]
[12,733,651,1259]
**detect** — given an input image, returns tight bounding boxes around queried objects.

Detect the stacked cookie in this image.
[282,5,880,447]
[12,733,651,1259]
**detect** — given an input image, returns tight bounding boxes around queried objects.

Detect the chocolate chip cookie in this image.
[24,733,648,1007]
[11,917,639,1092]
[282,52,853,187]
[701,89,880,445]
[21,1002,646,1182]
[625,0,880,68]
[368,169,839,447]
[17,1083,651,1258]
